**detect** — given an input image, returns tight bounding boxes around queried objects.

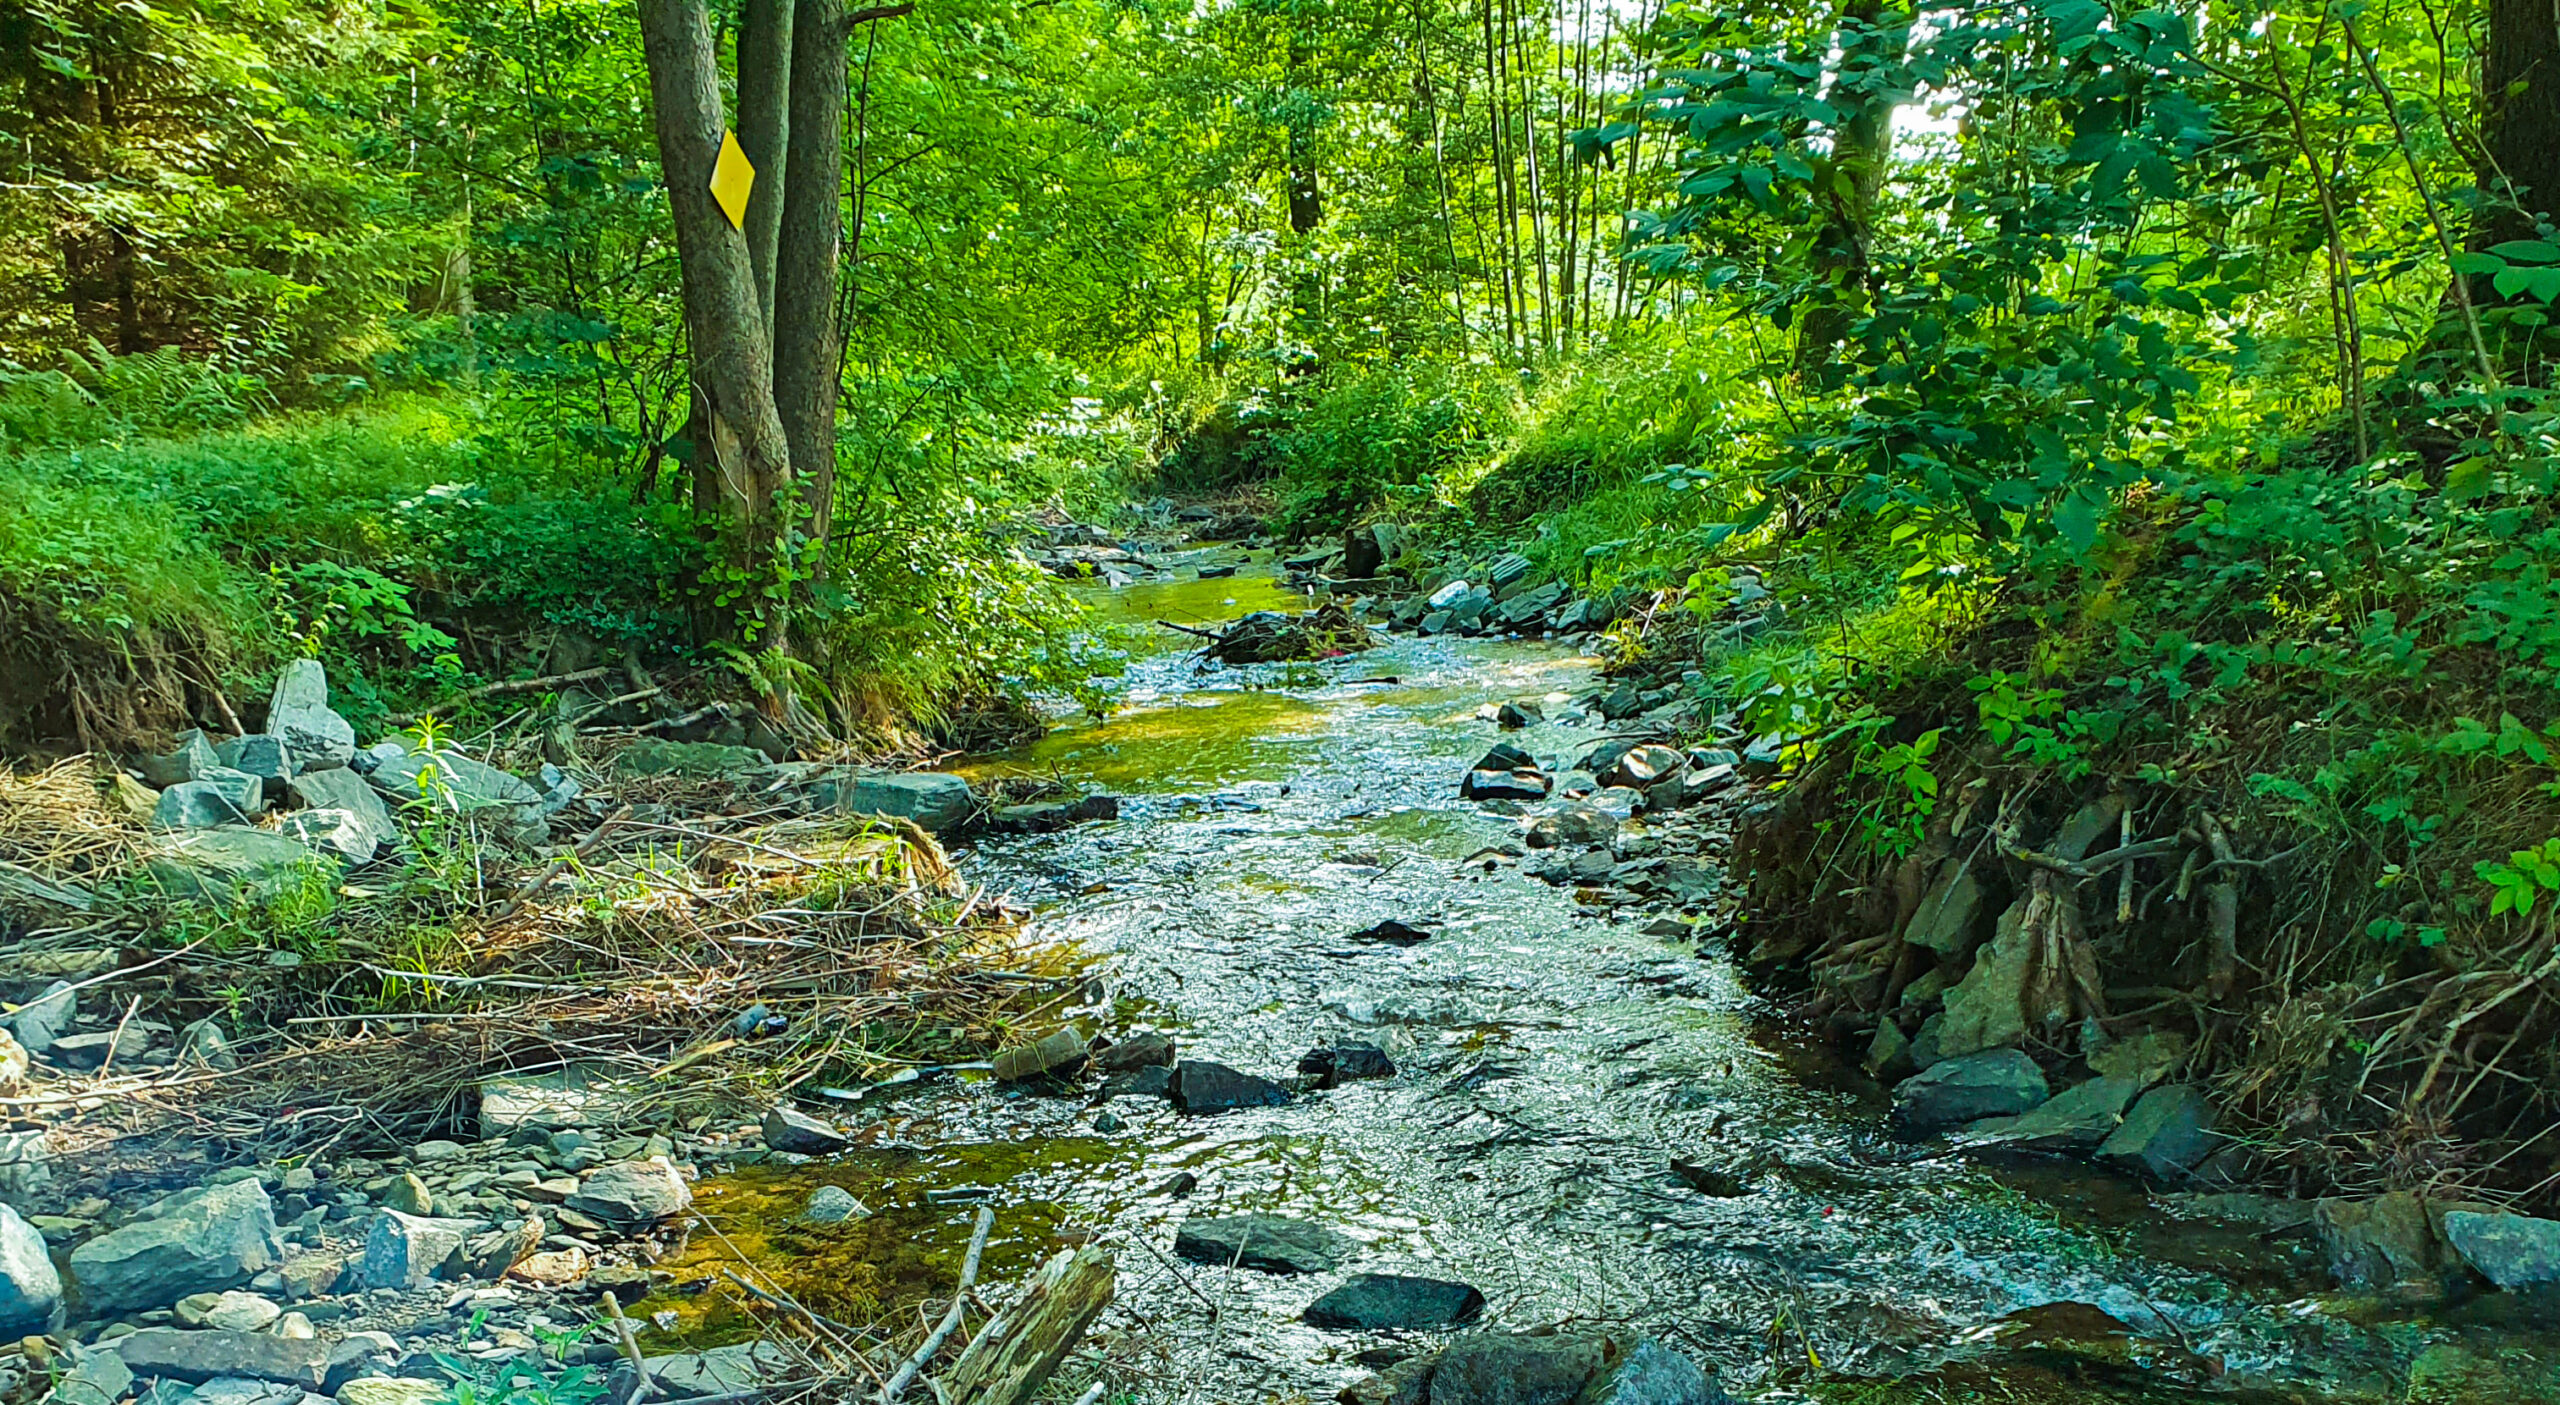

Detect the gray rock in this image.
[1095,1033,1175,1070]
[810,771,976,831]
[1965,1075,2139,1151]
[1173,1214,1352,1274]
[1575,1338,1728,1405]
[48,1026,157,1069]
[68,1179,285,1312]
[177,1019,239,1070]
[761,1106,847,1155]
[1499,581,1567,627]
[0,1129,47,1196]
[8,979,74,1055]
[1169,1060,1290,1112]
[366,749,549,846]
[1525,806,1616,849]
[155,770,266,828]
[214,735,294,801]
[1487,553,1532,592]
[1863,1020,1914,1082]
[284,769,396,863]
[2314,1192,2439,1290]
[1905,863,1983,955]
[1891,1049,2049,1137]
[1463,768,1552,801]
[107,1329,328,1389]
[1934,897,2038,1058]
[185,1379,305,1405]
[354,1210,476,1290]
[268,662,356,771]
[2097,1084,2218,1181]
[321,1338,396,1394]
[144,829,327,902]
[49,1348,133,1405]
[0,1204,62,1335]
[1299,1043,1396,1088]
[2443,1211,2560,1290]
[641,1343,794,1395]
[1303,1273,1484,1329]
[565,1160,691,1226]
[1596,744,1684,790]
[614,739,773,779]
[800,1186,869,1224]
[1427,1334,1610,1405]
[137,730,222,788]
[1496,699,1543,729]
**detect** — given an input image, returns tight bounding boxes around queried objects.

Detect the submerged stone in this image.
[1170,1060,1290,1111]
[1891,1049,2048,1137]
[1173,1214,1351,1274]
[1303,1273,1484,1330]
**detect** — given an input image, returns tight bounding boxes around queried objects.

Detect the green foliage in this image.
[2479,840,2560,921]
[1261,362,1514,535]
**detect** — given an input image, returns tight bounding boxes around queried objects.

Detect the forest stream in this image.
[642,556,2560,1405]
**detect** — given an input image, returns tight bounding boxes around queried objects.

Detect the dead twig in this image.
[879,1205,996,1403]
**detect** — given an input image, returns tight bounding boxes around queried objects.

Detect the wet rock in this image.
[989,795,1120,832]
[1300,1044,1396,1088]
[2314,1192,2439,1290]
[1643,768,1732,812]
[1463,766,1553,801]
[155,770,266,829]
[353,1210,476,1290]
[992,1028,1090,1082]
[1095,1033,1176,1070]
[2097,1084,2218,1181]
[1862,1020,1915,1082]
[1577,1338,1729,1405]
[214,735,293,801]
[68,1178,284,1312]
[1593,684,1649,722]
[282,769,396,863]
[1964,1075,2139,1151]
[1174,1214,1352,1274]
[615,739,773,778]
[0,1204,61,1335]
[567,1159,691,1226]
[1170,1060,1290,1112]
[809,769,975,831]
[1891,1049,2049,1137]
[366,749,549,847]
[1304,1273,1484,1330]
[762,1106,848,1154]
[1103,1064,1174,1099]
[108,1329,329,1389]
[268,661,356,771]
[1499,581,1567,628]
[1524,806,1616,849]
[641,1342,794,1395]
[2442,1211,2560,1290]
[1343,526,1385,579]
[1346,918,1435,946]
[1597,744,1684,791]
[1496,700,1543,729]
[800,1186,870,1225]
[1933,897,2037,1058]
[1669,1159,1753,1198]
[8,979,74,1055]
[1425,1333,1611,1405]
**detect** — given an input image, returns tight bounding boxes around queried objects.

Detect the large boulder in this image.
[367,748,549,846]
[107,1329,329,1389]
[154,768,268,828]
[2442,1211,2560,1290]
[2314,1192,2440,1290]
[811,770,976,831]
[68,1179,284,1312]
[0,1204,61,1335]
[136,730,222,789]
[1577,1338,1730,1405]
[1425,1333,1611,1405]
[214,735,294,802]
[1933,898,2038,1058]
[1964,1075,2139,1151]
[1891,1050,2048,1137]
[144,829,326,902]
[1173,1214,1351,1274]
[268,661,357,771]
[564,1160,692,1227]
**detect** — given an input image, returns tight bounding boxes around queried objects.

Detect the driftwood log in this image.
[941,1245,1116,1405]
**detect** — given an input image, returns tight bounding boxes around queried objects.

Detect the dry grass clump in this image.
[0,756,145,880]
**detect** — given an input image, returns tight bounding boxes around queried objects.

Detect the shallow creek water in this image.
[651,560,2559,1403]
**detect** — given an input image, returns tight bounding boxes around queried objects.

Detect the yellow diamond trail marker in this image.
[711,129,754,231]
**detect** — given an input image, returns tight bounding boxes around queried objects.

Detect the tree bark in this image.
[737,0,795,333]
[773,0,851,563]
[2479,0,2560,255]
[1795,0,1906,379]
[638,0,796,645]
[1287,39,1323,233]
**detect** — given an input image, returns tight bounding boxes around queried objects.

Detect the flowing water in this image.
[654,558,2560,1403]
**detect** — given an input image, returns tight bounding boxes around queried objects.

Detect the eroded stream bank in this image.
[670,564,2560,1404]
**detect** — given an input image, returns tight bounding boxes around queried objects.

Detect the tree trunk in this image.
[2480,0,2560,254]
[1287,39,1323,233]
[1795,0,1906,379]
[737,0,795,333]
[638,0,796,646]
[774,0,850,564]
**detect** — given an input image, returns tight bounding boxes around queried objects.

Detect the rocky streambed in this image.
[16,553,2560,1405]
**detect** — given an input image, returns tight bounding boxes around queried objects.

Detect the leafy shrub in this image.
[1262,362,1513,535]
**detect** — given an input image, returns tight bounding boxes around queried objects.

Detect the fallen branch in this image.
[2000,834,2187,882]
[879,1205,996,1404]
[492,808,633,922]
[388,667,614,726]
